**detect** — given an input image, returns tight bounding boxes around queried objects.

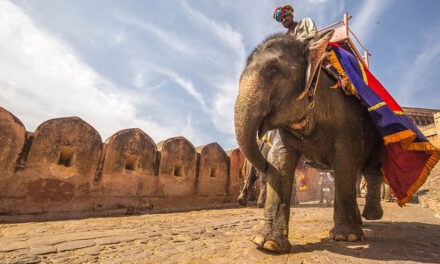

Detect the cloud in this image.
[154,67,210,113]
[0,0,180,142]
[180,1,245,58]
[116,14,194,55]
[351,0,393,45]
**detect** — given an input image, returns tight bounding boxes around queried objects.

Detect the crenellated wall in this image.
[0,107,245,219]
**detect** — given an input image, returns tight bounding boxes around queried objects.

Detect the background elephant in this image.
[234,30,384,253]
[237,132,273,208]
[237,130,299,208]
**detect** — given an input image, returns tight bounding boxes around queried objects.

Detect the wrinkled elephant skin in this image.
[234,31,384,253]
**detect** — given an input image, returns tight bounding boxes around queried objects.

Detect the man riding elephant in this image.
[273,4,317,42]
[274,4,345,88]
[234,6,386,252]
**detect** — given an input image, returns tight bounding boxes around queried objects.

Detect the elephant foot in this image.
[251,227,291,253]
[362,202,383,220]
[237,192,247,207]
[329,223,364,242]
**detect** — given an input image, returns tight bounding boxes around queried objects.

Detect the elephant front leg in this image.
[330,160,364,242]
[251,133,298,253]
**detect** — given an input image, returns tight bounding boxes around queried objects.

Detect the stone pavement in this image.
[1,200,440,264]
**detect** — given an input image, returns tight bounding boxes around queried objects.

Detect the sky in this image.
[1,0,440,150]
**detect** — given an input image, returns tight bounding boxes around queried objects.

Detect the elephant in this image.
[237,130,298,208]
[234,30,384,253]
[237,135,270,208]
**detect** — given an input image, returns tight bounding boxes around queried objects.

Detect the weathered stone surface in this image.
[24,117,102,202]
[57,239,96,252]
[29,245,57,255]
[0,107,26,187]
[0,241,28,252]
[101,128,157,197]
[1,201,440,263]
[95,237,121,245]
[226,148,245,198]
[196,143,229,196]
[156,137,197,197]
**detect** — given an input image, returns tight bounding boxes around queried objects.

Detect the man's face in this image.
[281,14,294,29]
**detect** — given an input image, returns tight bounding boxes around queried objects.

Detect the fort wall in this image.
[0,107,244,219]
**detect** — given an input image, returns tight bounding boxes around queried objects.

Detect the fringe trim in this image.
[397,149,440,206]
[328,50,358,97]
[383,129,415,146]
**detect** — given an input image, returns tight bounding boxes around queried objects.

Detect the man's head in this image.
[273,4,294,29]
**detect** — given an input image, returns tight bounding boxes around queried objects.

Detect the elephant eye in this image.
[265,65,279,77]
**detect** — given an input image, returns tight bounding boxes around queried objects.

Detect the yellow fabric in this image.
[328,50,358,97]
[368,101,386,112]
[358,58,368,85]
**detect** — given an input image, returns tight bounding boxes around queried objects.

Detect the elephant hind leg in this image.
[361,163,384,220]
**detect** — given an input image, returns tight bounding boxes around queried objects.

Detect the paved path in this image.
[1,200,439,264]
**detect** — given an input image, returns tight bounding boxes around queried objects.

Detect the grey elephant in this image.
[237,130,297,208]
[237,135,271,208]
[234,30,384,253]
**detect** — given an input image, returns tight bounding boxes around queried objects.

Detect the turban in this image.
[273,4,294,22]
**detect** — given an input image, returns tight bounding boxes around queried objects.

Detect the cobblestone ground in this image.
[1,200,440,264]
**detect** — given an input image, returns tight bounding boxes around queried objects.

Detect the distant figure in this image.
[319,171,334,206]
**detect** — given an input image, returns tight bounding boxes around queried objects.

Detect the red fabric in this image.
[363,66,403,112]
[381,143,430,200]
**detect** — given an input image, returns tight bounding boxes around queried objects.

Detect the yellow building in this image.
[403,107,440,148]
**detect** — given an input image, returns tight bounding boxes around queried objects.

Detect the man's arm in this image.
[296,17,318,41]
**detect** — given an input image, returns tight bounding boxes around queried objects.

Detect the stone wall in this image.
[0,107,245,218]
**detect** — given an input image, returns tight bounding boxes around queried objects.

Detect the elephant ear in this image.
[298,30,334,100]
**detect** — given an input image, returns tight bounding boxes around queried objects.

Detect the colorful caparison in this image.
[327,42,440,206]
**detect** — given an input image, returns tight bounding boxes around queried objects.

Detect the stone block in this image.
[196,143,228,196]
[0,107,26,179]
[101,128,157,197]
[157,137,197,197]
[227,148,245,198]
[24,117,102,201]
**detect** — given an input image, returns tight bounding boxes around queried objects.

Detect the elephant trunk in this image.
[234,74,268,172]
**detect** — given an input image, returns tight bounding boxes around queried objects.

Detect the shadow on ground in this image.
[290,221,440,263]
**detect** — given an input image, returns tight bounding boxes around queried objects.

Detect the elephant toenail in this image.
[251,235,265,247]
[347,234,357,241]
[263,240,280,252]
